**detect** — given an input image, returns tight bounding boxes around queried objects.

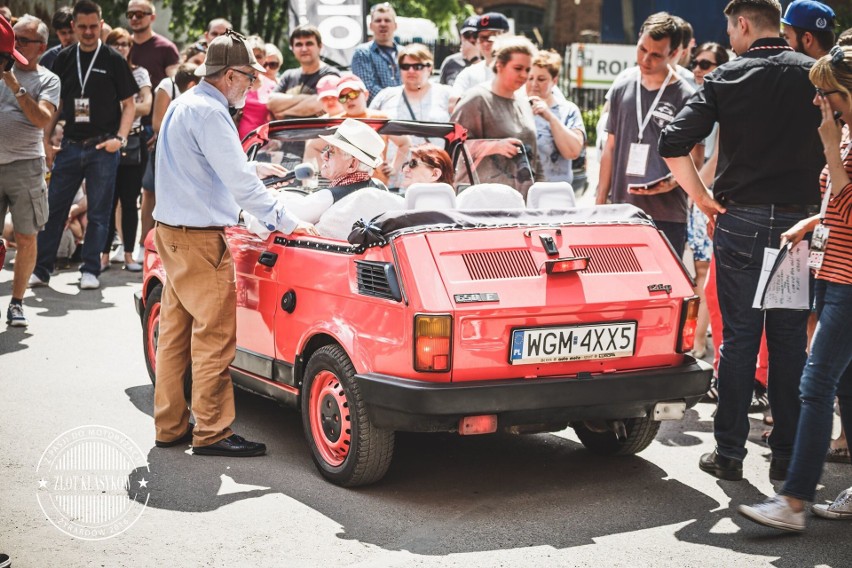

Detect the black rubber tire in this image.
[573,416,661,456]
[142,284,191,401]
[301,345,394,487]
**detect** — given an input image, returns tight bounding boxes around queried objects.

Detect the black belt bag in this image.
[120,134,143,166]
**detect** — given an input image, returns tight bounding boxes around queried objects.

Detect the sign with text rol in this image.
[569,43,637,90]
[289,0,364,68]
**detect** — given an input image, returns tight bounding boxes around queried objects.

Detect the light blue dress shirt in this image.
[153,80,298,233]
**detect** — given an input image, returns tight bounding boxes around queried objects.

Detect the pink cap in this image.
[316,75,341,99]
[335,72,367,97]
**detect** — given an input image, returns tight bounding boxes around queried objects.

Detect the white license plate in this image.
[509,322,637,364]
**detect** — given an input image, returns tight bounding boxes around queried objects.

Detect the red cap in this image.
[0,16,29,67]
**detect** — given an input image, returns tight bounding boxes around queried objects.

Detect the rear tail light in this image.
[459,415,498,435]
[414,315,452,372]
[677,296,700,353]
[544,256,589,274]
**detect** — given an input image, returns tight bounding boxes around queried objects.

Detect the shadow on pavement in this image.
[119,384,852,560]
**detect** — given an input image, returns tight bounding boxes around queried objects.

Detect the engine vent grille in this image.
[355,261,401,301]
[570,246,642,274]
[462,250,538,280]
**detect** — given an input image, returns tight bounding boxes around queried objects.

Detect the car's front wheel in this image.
[573,415,660,456]
[141,283,191,400]
[301,345,394,486]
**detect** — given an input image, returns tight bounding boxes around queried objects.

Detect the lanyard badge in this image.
[628,67,675,178]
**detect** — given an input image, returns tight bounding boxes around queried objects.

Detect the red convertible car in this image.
[135,118,712,486]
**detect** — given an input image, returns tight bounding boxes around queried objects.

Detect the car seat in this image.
[526,181,576,210]
[404,183,457,210]
[456,183,525,210]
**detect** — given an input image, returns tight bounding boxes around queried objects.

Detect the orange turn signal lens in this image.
[414,315,452,372]
[677,296,700,353]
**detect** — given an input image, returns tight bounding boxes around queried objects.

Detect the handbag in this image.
[120,134,143,166]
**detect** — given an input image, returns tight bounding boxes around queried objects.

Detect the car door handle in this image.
[258,251,278,267]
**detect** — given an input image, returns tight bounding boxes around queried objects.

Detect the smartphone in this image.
[834,110,843,122]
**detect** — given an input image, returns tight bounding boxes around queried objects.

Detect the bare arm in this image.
[134,85,152,118]
[152,89,171,134]
[2,70,55,129]
[96,95,136,153]
[595,134,615,205]
[531,98,583,160]
[267,93,322,118]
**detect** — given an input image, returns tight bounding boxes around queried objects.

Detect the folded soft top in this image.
[348,204,655,247]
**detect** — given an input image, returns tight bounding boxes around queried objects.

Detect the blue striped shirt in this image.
[153,80,299,233]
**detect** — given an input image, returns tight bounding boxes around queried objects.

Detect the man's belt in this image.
[65,134,114,148]
[720,197,814,214]
[156,222,225,231]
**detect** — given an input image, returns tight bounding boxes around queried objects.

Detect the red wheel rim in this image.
[309,370,351,467]
[146,302,161,373]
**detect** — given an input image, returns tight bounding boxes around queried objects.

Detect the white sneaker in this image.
[739,494,806,532]
[124,261,142,272]
[28,273,48,288]
[109,244,125,263]
[133,245,145,264]
[79,272,100,290]
[813,488,852,520]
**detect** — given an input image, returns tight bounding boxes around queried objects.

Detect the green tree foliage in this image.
[393,0,473,34]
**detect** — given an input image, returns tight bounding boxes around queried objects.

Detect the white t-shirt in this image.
[131,66,152,129]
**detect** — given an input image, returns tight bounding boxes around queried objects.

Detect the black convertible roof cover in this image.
[348,204,655,247]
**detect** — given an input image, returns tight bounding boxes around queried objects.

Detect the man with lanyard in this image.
[595,12,698,257]
[30,0,137,291]
[1,15,60,326]
[660,0,824,482]
[151,30,316,456]
[351,3,400,105]
[439,15,480,86]
[267,24,340,119]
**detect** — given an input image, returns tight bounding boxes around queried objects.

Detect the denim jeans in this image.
[34,141,120,280]
[781,279,852,501]
[713,205,810,461]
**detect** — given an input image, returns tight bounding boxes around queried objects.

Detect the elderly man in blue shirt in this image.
[152,30,316,457]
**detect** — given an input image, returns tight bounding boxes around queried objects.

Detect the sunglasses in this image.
[230,68,258,84]
[126,10,152,19]
[404,158,434,169]
[690,59,717,71]
[263,61,280,70]
[816,87,841,97]
[338,90,362,103]
[15,36,44,46]
[400,62,431,71]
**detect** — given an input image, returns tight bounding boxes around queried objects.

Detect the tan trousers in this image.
[153,224,236,446]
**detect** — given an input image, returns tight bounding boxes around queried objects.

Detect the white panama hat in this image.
[318,118,385,169]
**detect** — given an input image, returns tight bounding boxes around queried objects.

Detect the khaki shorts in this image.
[0,158,49,236]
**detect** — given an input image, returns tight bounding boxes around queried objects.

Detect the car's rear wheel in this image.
[142,283,191,400]
[301,345,394,486]
[573,416,660,456]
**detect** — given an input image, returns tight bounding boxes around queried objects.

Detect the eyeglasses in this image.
[321,145,336,159]
[126,10,152,20]
[399,62,431,71]
[338,90,362,103]
[14,36,44,46]
[264,61,280,70]
[230,68,258,84]
[816,87,841,97]
[111,41,131,48]
[690,59,717,70]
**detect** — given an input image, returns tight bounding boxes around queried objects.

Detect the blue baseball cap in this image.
[477,12,510,33]
[460,15,479,35]
[782,0,835,32]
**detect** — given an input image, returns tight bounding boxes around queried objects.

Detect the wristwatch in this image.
[115,135,128,148]
[14,86,26,98]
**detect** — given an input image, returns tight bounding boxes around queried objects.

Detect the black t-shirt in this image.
[275,64,340,95]
[52,43,139,140]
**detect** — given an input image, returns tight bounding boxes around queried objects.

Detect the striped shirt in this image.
[817,142,852,285]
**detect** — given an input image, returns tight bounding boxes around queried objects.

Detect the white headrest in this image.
[316,187,405,240]
[457,183,525,210]
[404,182,457,211]
[526,181,576,210]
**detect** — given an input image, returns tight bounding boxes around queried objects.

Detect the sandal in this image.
[826,446,851,464]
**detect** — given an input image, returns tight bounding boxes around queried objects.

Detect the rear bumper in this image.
[355,358,712,432]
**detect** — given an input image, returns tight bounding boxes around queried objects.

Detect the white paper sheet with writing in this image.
[752,242,810,310]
